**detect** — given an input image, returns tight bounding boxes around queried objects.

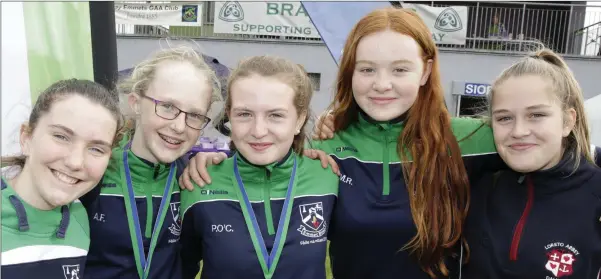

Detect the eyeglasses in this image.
[142,95,211,130]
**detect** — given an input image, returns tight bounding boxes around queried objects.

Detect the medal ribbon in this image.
[121,142,176,279]
[232,153,297,279]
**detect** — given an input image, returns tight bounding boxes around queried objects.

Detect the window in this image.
[307,72,321,91]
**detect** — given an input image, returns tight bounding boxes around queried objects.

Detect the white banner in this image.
[2,2,32,156]
[403,4,468,45]
[213,1,319,38]
[114,3,203,26]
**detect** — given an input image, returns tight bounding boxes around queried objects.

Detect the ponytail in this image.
[490,48,592,171]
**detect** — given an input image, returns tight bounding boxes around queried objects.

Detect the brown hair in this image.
[489,48,593,169]
[225,55,313,155]
[118,46,222,132]
[323,7,470,277]
[1,79,123,169]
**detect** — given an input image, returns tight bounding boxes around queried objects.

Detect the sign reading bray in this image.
[403,3,468,45]
[214,1,320,38]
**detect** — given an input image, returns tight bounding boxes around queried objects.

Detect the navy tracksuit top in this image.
[464,148,601,279]
[179,151,339,279]
[313,112,501,279]
[82,140,186,279]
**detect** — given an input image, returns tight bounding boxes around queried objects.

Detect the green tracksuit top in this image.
[1,177,90,279]
[310,111,500,279]
[180,150,339,279]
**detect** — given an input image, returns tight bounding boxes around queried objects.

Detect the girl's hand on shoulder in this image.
[303,149,340,176]
[179,152,228,191]
[312,110,335,140]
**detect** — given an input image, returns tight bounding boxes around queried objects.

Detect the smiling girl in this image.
[464,49,601,278]
[1,79,122,279]
[179,56,339,279]
[82,46,222,279]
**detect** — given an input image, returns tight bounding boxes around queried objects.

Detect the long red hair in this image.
[326,7,470,277]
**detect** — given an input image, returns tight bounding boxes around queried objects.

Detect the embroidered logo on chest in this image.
[168,202,181,242]
[62,264,80,279]
[297,202,327,238]
[544,242,580,278]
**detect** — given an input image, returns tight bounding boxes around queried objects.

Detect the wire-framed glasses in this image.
[143,95,211,130]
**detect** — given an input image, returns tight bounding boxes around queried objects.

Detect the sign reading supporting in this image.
[213,1,320,38]
[114,3,203,26]
[403,4,468,45]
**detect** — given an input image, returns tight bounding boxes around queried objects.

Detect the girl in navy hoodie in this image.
[463,49,601,279]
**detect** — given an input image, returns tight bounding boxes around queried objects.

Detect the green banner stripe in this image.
[23,2,94,102]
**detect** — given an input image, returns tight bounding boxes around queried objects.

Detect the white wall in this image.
[1,3,32,156]
[585,94,601,146]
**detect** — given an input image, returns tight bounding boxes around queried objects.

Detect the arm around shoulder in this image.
[301,156,340,195]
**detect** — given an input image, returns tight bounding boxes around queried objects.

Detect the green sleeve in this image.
[451,117,497,155]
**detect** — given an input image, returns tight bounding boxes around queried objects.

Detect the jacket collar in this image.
[235,149,295,183]
[354,109,406,142]
[527,149,597,195]
[1,177,71,238]
[115,138,173,191]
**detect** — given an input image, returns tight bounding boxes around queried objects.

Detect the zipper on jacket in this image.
[152,164,160,180]
[382,129,390,196]
[264,170,275,235]
[509,175,534,261]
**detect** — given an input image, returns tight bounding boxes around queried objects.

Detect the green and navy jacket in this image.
[180,150,339,279]
[312,111,501,279]
[1,177,89,279]
[82,139,186,279]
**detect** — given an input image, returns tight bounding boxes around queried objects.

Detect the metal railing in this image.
[425,1,601,56]
[573,21,601,56]
[115,1,601,57]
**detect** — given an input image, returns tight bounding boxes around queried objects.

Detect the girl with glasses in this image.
[82,46,222,279]
[1,79,122,279]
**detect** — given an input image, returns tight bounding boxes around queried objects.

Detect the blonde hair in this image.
[489,48,593,170]
[118,46,222,130]
[225,56,313,154]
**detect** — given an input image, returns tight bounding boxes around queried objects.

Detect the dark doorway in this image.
[458,96,487,117]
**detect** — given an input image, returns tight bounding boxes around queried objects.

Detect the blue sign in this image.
[464,83,491,96]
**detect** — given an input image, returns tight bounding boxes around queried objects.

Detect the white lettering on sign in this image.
[464,83,491,96]
[214,2,320,38]
[114,3,202,26]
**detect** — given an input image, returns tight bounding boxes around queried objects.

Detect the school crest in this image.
[62,264,80,279]
[297,202,327,238]
[545,249,575,277]
[168,202,181,237]
[544,242,579,278]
